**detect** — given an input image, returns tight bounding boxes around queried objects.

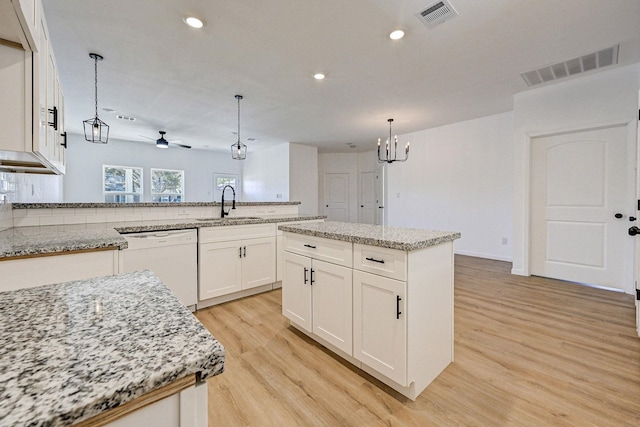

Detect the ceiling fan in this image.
[140,131,192,149]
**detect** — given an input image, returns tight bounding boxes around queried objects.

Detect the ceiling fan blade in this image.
[175,143,192,149]
[139,135,156,141]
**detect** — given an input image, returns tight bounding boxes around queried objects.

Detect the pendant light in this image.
[231,95,247,160]
[377,118,409,163]
[83,53,109,144]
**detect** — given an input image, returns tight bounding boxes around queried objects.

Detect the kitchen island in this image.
[0,270,225,426]
[279,221,460,400]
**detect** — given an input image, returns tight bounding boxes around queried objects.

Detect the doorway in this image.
[530,125,634,291]
[359,171,375,224]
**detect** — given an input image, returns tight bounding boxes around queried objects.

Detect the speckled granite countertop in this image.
[0,270,225,426]
[12,201,301,208]
[0,215,324,259]
[279,221,461,251]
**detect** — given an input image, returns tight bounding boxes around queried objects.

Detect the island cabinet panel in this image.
[241,236,277,290]
[282,248,353,355]
[198,241,243,299]
[353,270,407,386]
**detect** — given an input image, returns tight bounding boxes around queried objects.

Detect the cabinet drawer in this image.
[353,244,407,281]
[284,233,352,268]
[199,223,275,243]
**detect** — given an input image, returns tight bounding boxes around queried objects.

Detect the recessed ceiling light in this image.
[313,73,326,80]
[389,30,405,40]
[184,17,204,29]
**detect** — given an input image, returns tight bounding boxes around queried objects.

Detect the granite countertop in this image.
[278,221,461,251]
[0,270,225,426]
[0,215,325,259]
[12,201,301,209]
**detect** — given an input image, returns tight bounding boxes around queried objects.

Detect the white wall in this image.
[386,112,514,261]
[512,64,640,283]
[241,143,290,202]
[64,134,242,202]
[289,143,318,215]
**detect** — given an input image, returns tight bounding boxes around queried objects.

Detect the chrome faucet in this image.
[221,185,236,218]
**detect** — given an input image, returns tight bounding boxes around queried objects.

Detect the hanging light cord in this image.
[93,55,99,118]
[236,95,242,144]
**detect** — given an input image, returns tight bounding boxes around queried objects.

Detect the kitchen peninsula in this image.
[279,221,461,400]
[0,270,225,426]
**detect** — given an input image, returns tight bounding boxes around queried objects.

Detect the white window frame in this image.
[151,168,185,203]
[213,173,240,202]
[103,165,143,203]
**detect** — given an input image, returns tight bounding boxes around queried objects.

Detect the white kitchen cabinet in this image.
[198,224,276,302]
[276,219,323,283]
[282,251,353,355]
[281,229,455,400]
[0,249,120,292]
[0,0,66,174]
[353,270,406,385]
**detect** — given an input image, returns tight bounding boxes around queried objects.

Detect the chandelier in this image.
[377,118,409,163]
[83,53,109,144]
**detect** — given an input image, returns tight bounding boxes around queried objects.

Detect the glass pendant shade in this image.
[231,95,246,160]
[84,53,109,144]
[231,140,246,160]
[377,118,409,163]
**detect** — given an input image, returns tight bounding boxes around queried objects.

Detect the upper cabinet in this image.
[0,0,66,174]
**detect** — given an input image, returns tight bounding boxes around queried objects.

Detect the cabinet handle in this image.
[365,257,385,264]
[239,247,242,258]
[304,244,316,249]
[310,268,315,285]
[396,295,402,319]
[61,132,67,148]
[243,246,246,257]
[48,106,58,130]
[304,268,308,284]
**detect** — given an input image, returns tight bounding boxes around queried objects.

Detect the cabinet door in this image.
[312,259,353,355]
[353,270,407,385]
[282,251,312,332]
[241,237,276,290]
[198,241,242,300]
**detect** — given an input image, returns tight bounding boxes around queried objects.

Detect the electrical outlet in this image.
[276,193,282,199]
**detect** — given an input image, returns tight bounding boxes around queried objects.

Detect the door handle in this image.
[48,106,58,130]
[629,226,640,236]
[310,268,315,285]
[304,244,316,249]
[304,268,308,284]
[365,257,385,264]
[396,295,402,319]
[239,247,242,258]
[243,246,246,257]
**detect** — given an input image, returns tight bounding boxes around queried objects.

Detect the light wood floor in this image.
[195,255,640,426]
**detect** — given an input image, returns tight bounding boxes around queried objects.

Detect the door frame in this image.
[519,119,637,294]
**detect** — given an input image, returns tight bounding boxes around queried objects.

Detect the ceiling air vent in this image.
[415,0,458,29]
[521,45,619,87]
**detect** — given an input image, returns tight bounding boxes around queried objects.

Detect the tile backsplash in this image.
[0,172,63,204]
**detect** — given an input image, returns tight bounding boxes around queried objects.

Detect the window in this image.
[103,165,142,203]
[151,169,184,202]
[213,173,240,201]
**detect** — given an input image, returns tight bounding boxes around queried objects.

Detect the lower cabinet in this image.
[353,270,407,386]
[0,249,120,292]
[282,251,352,355]
[198,224,276,302]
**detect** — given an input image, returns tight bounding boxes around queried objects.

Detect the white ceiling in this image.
[42,0,640,153]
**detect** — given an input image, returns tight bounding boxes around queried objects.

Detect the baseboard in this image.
[454,249,512,262]
[510,268,526,276]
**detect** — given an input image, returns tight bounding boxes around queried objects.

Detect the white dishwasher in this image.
[121,229,198,310]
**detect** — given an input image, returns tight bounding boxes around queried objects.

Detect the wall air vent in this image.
[415,0,458,29]
[521,45,619,87]
[115,114,136,121]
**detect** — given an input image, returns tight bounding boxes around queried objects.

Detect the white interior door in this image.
[375,165,385,226]
[359,171,375,224]
[531,125,633,291]
[324,173,349,222]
